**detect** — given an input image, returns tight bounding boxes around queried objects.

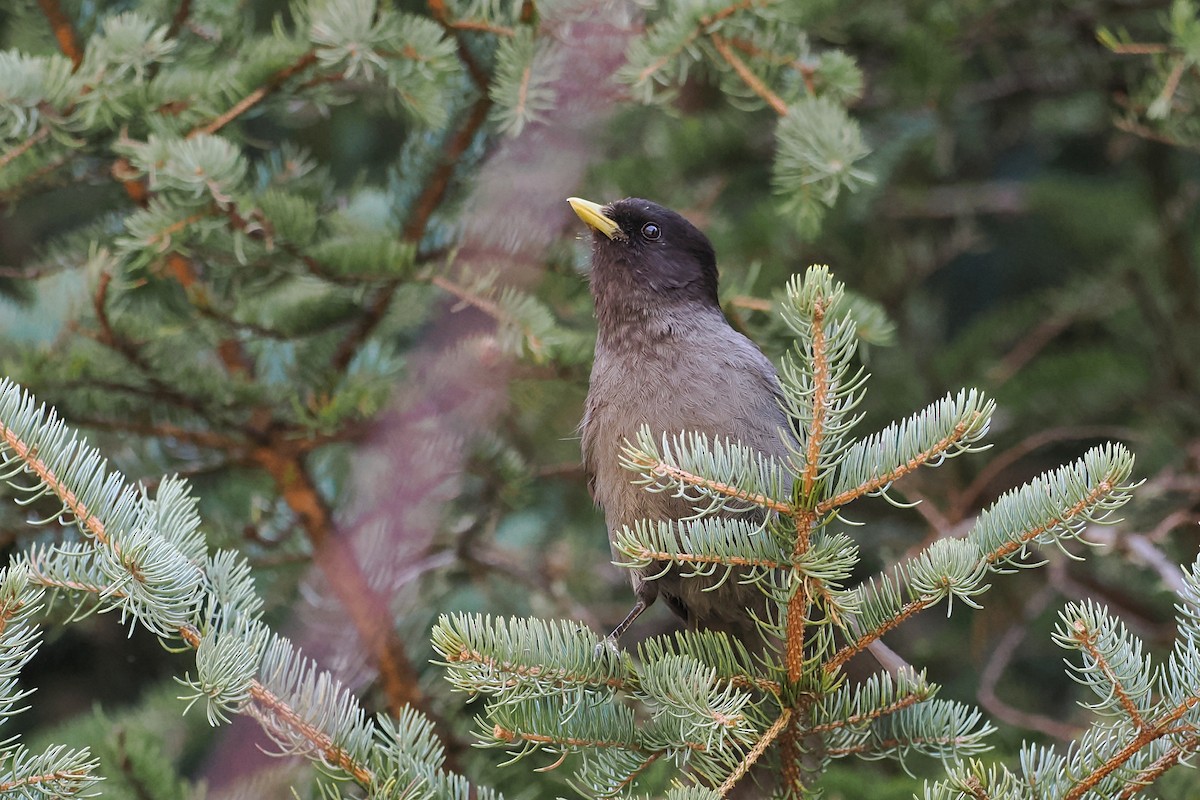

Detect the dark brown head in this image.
[568,197,720,312]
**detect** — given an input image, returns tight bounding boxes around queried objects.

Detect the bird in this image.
[568,196,794,655]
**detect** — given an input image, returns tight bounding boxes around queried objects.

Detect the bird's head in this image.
[568,197,720,311]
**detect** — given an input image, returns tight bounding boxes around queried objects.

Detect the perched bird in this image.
[568,196,793,654]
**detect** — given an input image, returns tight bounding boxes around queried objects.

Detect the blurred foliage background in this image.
[1,0,1199,796]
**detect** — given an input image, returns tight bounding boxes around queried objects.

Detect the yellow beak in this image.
[567,197,622,241]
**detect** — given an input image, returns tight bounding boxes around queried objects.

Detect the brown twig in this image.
[249,445,429,718]
[718,708,790,797]
[188,51,320,138]
[633,0,760,86]
[710,33,788,116]
[826,596,937,674]
[166,0,193,40]
[0,127,51,174]
[1117,736,1200,799]
[36,0,83,70]
[817,412,989,514]
[427,0,492,89]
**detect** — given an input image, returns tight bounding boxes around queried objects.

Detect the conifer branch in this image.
[620,455,795,515]
[0,384,427,797]
[632,0,761,86]
[491,724,657,751]
[189,51,320,138]
[825,732,978,757]
[1062,695,1200,800]
[808,691,926,734]
[619,542,789,571]
[826,596,937,674]
[427,0,492,89]
[818,410,990,512]
[441,643,627,691]
[0,126,51,174]
[984,476,1116,565]
[244,680,375,785]
[1117,736,1200,799]
[718,708,790,797]
[1066,617,1147,730]
[710,34,788,116]
[35,0,83,70]
[0,767,94,794]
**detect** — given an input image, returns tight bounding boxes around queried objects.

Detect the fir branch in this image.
[188,51,320,138]
[0,382,450,797]
[427,0,491,89]
[36,0,83,70]
[614,518,790,573]
[976,444,1136,566]
[1062,695,1200,800]
[630,0,761,87]
[619,438,794,516]
[825,596,937,674]
[0,757,97,797]
[709,33,788,116]
[1061,615,1147,729]
[717,708,790,797]
[0,126,50,174]
[808,691,927,735]
[1117,735,1200,799]
[432,613,628,696]
[819,395,993,512]
[243,679,375,785]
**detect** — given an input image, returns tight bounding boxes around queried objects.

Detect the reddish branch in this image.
[36,0,83,70]
[826,596,937,674]
[250,444,426,718]
[427,0,492,89]
[719,709,790,797]
[1063,694,1200,800]
[166,0,193,40]
[188,51,320,138]
[632,0,761,86]
[710,34,788,116]
[0,127,51,173]
[817,413,988,513]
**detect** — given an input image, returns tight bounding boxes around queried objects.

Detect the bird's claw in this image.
[593,635,621,660]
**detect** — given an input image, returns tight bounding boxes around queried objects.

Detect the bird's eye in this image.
[641,222,661,240]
